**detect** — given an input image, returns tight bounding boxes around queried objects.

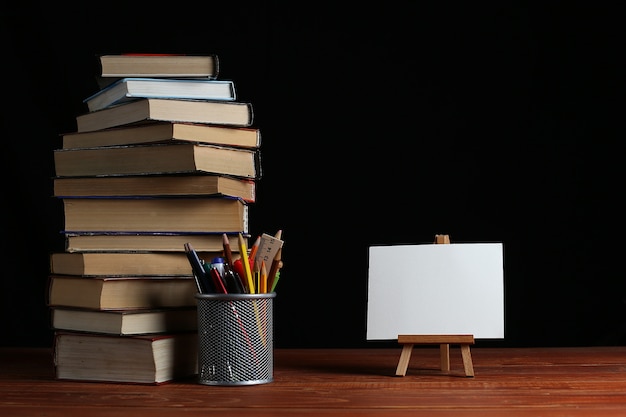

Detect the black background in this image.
[2,3,623,348]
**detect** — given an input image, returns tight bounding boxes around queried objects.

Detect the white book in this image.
[84,77,236,112]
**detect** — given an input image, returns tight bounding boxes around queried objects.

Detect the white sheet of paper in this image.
[366,243,504,340]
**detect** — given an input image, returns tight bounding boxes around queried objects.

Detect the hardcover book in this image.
[60,122,261,149]
[61,197,249,234]
[53,174,256,202]
[63,232,248,253]
[50,307,197,335]
[47,275,198,310]
[98,54,219,78]
[84,78,236,112]
[54,331,198,384]
[75,98,253,132]
[54,143,259,179]
[49,251,224,276]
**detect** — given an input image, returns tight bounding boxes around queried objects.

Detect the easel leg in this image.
[395,344,414,376]
[396,334,475,377]
[460,344,475,377]
[439,343,451,372]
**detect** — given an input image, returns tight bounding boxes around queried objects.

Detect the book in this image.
[47,275,197,309]
[98,53,218,78]
[84,78,237,112]
[54,143,259,179]
[49,251,223,276]
[61,197,249,234]
[53,331,198,384]
[53,174,256,202]
[50,307,197,335]
[75,98,253,132]
[60,122,261,149]
[63,233,248,253]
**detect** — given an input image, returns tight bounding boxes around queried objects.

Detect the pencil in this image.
[270,261,283,292]
[267,247,282,292]
[253,261,260,294]
[248,235,261,270]
[238,233,255,294]
[260,260,268,293]
[222,233,234,267]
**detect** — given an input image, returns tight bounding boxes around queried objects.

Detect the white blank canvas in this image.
[366,243,504,340]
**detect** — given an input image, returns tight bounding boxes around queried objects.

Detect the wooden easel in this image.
[394,234,476,377]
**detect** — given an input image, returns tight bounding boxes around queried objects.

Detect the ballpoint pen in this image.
[184,242,213,293]
[205,263,228,294]
[233,258,249,293]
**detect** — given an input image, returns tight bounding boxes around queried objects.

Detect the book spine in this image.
[213,54,220,79]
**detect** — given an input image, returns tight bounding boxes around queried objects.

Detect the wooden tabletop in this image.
[2,346,626,416]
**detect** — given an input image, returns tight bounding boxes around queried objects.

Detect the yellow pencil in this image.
[238,233,255,294]
[253,261,260,294]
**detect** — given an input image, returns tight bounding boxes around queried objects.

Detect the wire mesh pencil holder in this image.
[195,292,275,386]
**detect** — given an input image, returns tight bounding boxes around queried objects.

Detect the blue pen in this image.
[184,243,214,293]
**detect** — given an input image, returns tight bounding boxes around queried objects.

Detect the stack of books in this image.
[48,53,261,384]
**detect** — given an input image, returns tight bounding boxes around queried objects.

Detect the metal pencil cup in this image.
[195,292,276,386]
